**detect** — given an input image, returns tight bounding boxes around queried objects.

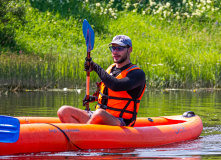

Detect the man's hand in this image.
[84,57,94,72]
[83,95,97,106]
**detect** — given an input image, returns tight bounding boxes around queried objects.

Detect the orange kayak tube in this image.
[0,112,203,155]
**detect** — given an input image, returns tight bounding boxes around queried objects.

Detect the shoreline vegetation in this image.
[0,0,221,91]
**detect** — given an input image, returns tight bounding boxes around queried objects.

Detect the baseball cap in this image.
[109,35,132,47]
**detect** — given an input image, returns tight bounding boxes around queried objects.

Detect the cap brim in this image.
[109,42,127,46]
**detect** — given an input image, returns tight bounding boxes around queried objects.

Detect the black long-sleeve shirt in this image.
[92,62,146,99]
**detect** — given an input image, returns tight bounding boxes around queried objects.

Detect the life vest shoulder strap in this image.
[106,64,116,74]
[106,64,140,76]
[117,65,140,78]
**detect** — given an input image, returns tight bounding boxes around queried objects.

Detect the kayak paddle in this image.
[82,19,95,111]
[0,115,20,143]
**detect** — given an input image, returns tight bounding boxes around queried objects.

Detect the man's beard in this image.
[113,52,128,64]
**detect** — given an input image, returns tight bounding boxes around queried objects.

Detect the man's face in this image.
[111,44,130,64]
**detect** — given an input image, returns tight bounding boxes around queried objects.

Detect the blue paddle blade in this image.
[0,115,20,143]
[82,19,95,52]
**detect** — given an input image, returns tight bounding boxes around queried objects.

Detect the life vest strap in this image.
[98,92,139,126]
[97,102,137,127]
[97,103,136,115]
[129,101,138,127]
[119,100,131,118]
[99,92,140,102]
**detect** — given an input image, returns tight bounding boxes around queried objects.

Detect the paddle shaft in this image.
[82,19,94,111]
[86,51,91,111]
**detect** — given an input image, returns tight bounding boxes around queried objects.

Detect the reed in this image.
[0,0,221,90]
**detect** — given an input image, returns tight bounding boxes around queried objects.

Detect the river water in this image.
[0,90,220,159]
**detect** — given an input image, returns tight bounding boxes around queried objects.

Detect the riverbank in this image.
[1,86,220,95]
[1,0,221,90]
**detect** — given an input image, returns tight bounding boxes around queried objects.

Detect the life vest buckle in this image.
[98,103,108,109]
[101,94,109,100]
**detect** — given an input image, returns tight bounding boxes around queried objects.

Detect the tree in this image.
[0,0,26,48]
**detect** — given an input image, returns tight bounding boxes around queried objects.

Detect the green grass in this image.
[0,0,221,90]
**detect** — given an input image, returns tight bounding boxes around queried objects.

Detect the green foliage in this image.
[0,0,26,48]
[0,0,221,90]
[27,0,118,33]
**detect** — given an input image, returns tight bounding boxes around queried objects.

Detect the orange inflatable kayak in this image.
[0,111,203,155]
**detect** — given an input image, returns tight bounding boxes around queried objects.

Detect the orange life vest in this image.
[95,64,146,126]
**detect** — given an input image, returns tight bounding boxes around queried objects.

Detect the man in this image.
[57,35,146,126]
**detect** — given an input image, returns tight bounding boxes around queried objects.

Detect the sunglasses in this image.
[109,46,128,52]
